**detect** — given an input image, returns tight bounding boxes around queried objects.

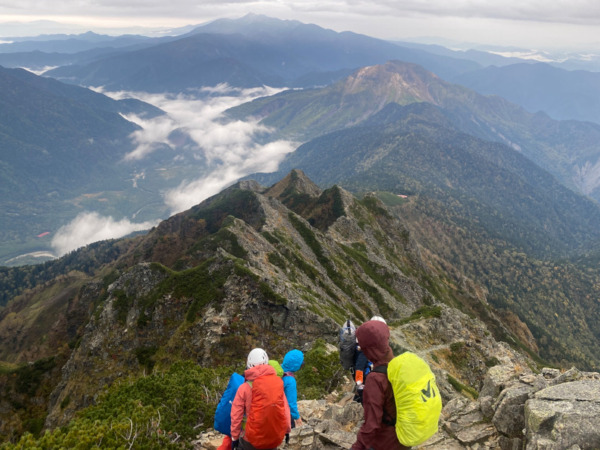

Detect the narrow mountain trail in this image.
[389,326,451,360]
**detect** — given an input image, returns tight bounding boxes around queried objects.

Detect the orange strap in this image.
[355,370,364,384]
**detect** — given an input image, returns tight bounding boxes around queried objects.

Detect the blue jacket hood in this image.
[281,349,304,372]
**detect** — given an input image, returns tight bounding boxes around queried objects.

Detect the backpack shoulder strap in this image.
[371,365,395,426]
[372,365,387,375]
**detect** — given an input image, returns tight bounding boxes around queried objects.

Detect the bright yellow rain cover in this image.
[387,352,442,446]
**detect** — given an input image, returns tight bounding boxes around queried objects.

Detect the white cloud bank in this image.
[105,85,297,212]
[51,84,297,256]
[164,139,296,212]
[51,212,158,255]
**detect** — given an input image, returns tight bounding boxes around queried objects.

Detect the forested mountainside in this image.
[0,65,142,199]
[228,61,600,206]
[0,170,567,447]
[253,101,600,258]
[452,62,600,124]
[0,65,167,265]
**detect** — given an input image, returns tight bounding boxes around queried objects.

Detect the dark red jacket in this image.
[351,321,409,450]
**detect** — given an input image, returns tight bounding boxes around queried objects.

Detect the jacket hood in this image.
[355,320,393,366]
[244,363,276,381]
[281,349,304,373]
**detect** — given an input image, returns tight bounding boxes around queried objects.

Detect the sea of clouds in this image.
[51,84,297,256]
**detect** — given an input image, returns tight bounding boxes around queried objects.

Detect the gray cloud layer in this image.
[1,1,600,49]
[4,0,600,24]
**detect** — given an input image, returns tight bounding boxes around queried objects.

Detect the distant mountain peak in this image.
[238,12,291,23]
[193,13,306,37]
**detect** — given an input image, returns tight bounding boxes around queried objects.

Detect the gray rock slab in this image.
[455,423,497,445]
[533,380,600,402]
[525,380,600,449]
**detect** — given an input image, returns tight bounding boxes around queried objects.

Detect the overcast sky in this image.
[1,0,600,50]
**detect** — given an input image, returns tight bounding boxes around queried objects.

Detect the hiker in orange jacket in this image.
[351,320,409,450]
[230,348,291,450]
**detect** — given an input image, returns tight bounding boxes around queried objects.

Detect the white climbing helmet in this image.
[247,348,269,368]
[370,315,387,324]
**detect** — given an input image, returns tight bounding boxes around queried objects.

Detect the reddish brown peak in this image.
[340,61,443,105]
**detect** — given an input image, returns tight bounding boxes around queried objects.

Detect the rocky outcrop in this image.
[526,379,600,449]
[265,169,323,199]
[431,365,600,450]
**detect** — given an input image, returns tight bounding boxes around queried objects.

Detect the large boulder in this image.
[492,383,535,437]
[479,364,520,399]
[525,380,600,449]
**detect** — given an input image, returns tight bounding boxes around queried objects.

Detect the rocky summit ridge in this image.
[43,169,434,427]
[0,170,599,449]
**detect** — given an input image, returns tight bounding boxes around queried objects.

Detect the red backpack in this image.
[244,373,288,449]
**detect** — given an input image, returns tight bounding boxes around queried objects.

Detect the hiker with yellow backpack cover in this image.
[352,320,442,450]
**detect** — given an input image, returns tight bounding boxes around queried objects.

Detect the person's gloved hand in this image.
[354,387,364,403]
[232,439,239,449]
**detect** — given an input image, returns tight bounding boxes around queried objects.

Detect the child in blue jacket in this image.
[281,349,304,428]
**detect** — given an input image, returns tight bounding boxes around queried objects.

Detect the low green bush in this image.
[4,361,234,449]
[297,339,345,400]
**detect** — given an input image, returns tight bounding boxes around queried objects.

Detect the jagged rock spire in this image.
[265,169,323,200]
